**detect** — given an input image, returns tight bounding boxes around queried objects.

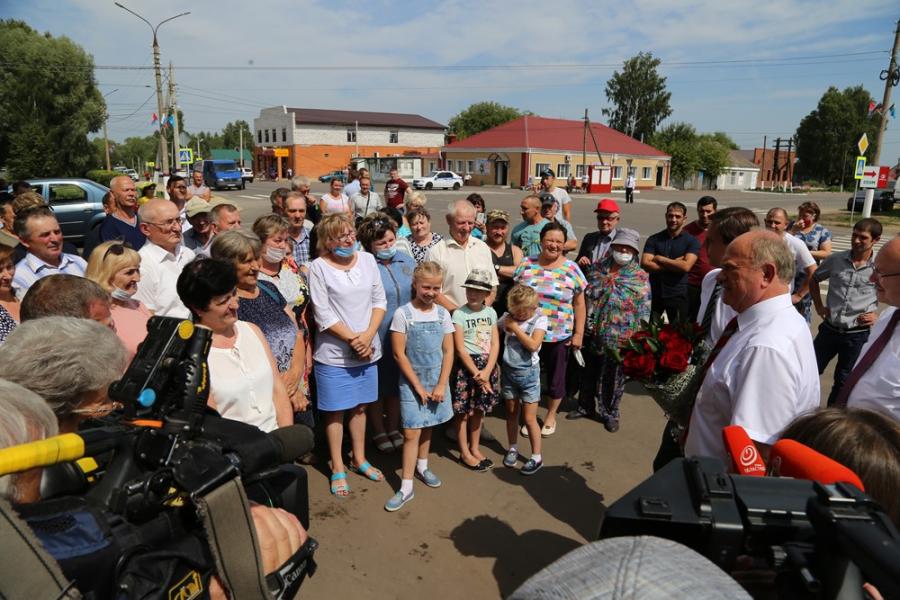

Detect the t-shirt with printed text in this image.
[452,304,497,356]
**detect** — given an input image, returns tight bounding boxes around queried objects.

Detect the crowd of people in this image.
[0,165,898,528]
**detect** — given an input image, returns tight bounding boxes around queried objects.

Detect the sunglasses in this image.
[103,241,133,260]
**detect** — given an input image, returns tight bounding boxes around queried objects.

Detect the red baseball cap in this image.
[594,199,621,213]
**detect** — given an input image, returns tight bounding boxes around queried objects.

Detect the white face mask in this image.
[611,250,633,266]
[110,287,136,301]
[264,246,286,263]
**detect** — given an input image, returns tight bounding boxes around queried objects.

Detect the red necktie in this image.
[833,310,900,408]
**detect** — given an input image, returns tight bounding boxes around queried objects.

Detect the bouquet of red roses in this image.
[610,316,708,425]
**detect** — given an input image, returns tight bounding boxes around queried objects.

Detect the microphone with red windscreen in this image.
[768,438,865,491]
[722,425,766,476]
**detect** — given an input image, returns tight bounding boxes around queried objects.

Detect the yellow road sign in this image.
[857,133,869,155]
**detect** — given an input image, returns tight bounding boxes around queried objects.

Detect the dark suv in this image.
[13,179,108,244]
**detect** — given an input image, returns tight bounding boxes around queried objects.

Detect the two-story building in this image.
[441,115,670,189]
[253,106,445,179]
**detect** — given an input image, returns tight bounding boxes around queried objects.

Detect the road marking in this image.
[238,194,268,200]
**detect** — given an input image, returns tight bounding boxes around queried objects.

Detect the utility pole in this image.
[582,109,588,185]
[168,62,182,173]
[102,89,118,171]
[772,137,782,191]
[239,126,244,169]
[784,138,793,192]
[759,135,766,190]
[114,3,190,179]
[863,18,900,218]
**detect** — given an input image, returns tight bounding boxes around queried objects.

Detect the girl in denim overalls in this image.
[384,261,455,511]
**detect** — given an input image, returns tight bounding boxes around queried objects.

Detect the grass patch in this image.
[820,209,900,229]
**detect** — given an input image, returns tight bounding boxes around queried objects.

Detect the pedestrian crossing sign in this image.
[178,148,194,165]
[854,156,866,180]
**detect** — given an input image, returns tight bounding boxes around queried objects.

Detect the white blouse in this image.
[209,321,278,433]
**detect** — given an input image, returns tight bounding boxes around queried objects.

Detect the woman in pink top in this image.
[85,241,151,358]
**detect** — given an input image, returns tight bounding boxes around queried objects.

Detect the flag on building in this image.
[151,112,158,124]
[868,101,876,114]
[890,103,896,119]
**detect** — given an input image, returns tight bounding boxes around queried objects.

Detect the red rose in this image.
[659,347,691,373]
[657,325,679,345]
[667,336,693,357]
[622,350,656,380]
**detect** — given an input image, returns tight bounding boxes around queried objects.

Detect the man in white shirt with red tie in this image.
[685,230,819,464]
[843,237,900,418]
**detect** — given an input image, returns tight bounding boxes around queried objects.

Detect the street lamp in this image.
[114,2,189,177]
[196,137,204,158]
[102,88,118,171]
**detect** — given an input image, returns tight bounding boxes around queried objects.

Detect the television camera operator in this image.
[0,316,315,598]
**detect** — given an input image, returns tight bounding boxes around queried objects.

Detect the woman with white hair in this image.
[0,317,128,434]
[0,379,58,504]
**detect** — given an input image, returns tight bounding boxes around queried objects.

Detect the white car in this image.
[241,167,254,183]
[412,170,463,191]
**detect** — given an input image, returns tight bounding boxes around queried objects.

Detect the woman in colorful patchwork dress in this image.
[513,222,586,438]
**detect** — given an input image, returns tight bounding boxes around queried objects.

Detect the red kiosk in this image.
[587,164,612,194]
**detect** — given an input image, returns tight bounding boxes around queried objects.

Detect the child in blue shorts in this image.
[499,285,548,475]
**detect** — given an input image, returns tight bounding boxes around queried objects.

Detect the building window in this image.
[642,167,652,179]
[264,130,269,143]
[575,164,586,178]
[257,130,262,144]
[347,129,356,143]
[456,160,464,173]
[535,163,550,177]
[612,166,623,179]
[429,161,437,173]
[467,160,474,173]
[389,131,399,144]
[271,130,276,143]
[281,128,286,142]
[556,164,570,178]
[729,171,736,185]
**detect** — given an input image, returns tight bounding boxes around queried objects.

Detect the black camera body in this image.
[599,457,900,599]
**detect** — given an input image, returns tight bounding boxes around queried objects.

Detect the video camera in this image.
[599,456,900,599]
[1,317,317,599]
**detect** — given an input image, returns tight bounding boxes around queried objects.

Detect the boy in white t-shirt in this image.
[498,284,547,475]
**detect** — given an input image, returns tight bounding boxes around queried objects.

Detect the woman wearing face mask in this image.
[211,230,310,423]
[308,214,388,497]
[578,228,650,432]
[85,241,151,358]
[357,214,416,453]
[253,214,311,331]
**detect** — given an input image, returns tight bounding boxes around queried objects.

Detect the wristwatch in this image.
[494,263,501,272]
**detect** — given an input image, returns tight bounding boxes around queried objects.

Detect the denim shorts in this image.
[501,365,541,404]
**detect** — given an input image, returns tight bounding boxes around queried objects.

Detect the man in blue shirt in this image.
[511,194,548,258]
[96,175,146,250]
[641,202,700,323]
[12,206,86,298]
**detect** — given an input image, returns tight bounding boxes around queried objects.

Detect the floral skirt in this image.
[451,354,500,415]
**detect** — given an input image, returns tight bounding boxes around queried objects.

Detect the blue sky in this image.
[7,0,900,163]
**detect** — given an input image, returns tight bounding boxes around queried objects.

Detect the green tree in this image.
[706,131,739,150]
[603,52,672,142]
[695,135,730,180]
[650,123,731,186]
[221,120,254,151]
[795,85,880,185]
[0,20,104,178]
[448,102,526,140]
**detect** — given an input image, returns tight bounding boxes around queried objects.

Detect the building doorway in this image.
[494,161,508,186]
[656,167,664,186]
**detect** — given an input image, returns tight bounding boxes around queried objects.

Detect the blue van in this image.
[195,159,244,190]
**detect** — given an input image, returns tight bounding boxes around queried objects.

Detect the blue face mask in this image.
[375,245,397,260]
[333,245,356,258]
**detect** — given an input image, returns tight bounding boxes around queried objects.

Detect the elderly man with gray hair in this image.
[0,317,127,434]
[0,379,58,504]
[134,198,196,318]
[290,175,321,225]
[426,199,498,311]
[684,230,819,465]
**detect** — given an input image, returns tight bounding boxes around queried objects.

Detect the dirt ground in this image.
[300,385,670,599]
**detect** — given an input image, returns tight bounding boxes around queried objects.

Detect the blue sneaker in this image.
[384,490,414,512]
[520,458,543,476]
[503,448,519,468]
[415,468,442,488]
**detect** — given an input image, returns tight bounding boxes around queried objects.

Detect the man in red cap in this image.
[576,199,621,269]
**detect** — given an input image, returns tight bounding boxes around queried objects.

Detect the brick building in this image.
[252,106,445,179]
[750,146,797,189]
[441,115,670,189]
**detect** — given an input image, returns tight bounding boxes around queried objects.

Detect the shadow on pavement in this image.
[450,515,582,598]
[493,465,607,541]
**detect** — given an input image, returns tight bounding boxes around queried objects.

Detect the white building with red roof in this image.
[441,115,671,189]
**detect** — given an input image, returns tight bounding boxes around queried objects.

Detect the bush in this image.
[85,169,119,187]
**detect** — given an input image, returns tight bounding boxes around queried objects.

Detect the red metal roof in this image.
[287,108,445,130]
[443,115,669,158]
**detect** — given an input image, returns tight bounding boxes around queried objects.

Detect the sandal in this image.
[330,472,350,497]
[349,460,384,482]
[373,432,395,453]
[387,430,404,449]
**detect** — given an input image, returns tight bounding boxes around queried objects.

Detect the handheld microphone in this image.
[722,425,766,476]
[769,438,865,491]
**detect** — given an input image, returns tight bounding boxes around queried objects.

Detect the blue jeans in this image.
[501,364,541,403]
[813,322,870,407]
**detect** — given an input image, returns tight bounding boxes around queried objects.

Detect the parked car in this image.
[193,159,244,190]
[846,187,897,212]
[113,167,139,181]
[412,171,463,191]
[318,170,347,183]
[241,167,254,184]
[9,179,108,245]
